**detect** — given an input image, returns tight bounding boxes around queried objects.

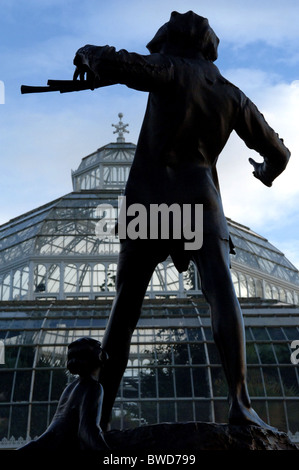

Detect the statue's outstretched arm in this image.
[73,45,174,92]
[235,96,290,186]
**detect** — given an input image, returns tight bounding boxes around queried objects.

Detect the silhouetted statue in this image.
[18,337,109,452]
[73,11,290,431]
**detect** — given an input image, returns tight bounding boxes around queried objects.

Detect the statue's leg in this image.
[99,241,160,431]
[192,236,275,429]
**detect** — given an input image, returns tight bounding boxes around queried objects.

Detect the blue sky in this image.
[1,0,299,267]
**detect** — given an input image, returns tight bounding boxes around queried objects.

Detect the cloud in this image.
[216,72,299,242]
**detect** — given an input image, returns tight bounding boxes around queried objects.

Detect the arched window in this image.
[166,263,179,291]
[286,290,294,304]
[47,264,60,293]
[78,264,92,292]
[265,283,272,299]
[239,274,248,297]
[64,264,77,292]
[34,264,46,293]
[150,263,166,291]
[107,263,117,291]
[279,288,287,302]
[255,279,263,298]
[231,270,240,297]
[272,285,279,300]
[93,263,106,291]
[2,273,10,300]
[247,277,256,297]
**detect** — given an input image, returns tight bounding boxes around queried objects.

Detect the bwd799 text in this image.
[147,454,195,465]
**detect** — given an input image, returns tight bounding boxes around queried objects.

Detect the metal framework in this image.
[0,298,298,448]
[1,114,299,448]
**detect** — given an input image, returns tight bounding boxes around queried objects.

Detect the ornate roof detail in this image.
[112,112,129,143]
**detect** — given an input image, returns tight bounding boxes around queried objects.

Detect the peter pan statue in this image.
[73,11,290,431]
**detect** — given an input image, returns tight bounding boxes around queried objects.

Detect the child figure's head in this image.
[67,337,108,378]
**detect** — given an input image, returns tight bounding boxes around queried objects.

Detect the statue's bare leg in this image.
[192,236,276,430]
[99,241,160,431]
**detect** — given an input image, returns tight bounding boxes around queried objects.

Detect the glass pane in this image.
[78,264,91,292]
[283,327,299,340]
[50,369,68,400]
[246,343,259,364]
[251,328,269,340]
[13,371,32,401]
[173,343,189,365]
[190,344,207,364]
[16,347,35,368]
[256,344,276,364]
[30,404,48,437]
[214,400,229,423]
[274,343,292,364]
[268,400,287,431]
[195,401,211,421]
[175,368,192,397]
[262,367,282,396]
[268,328,285,340]
[123,376,138,399]
[140,401,157,425]
[10,405,28,438]
[280,367,299,396]
[286,401,299,433]
[64,264,77,292]
[93,263,106,291]
[0,371,13,402]
[251,400,268,423]
[158,368,174,398]
[160,401,175,422]
[207,344,220,364]
[0,405,9,439]
[33,370,50,400]
[177,401,194,421]
[48,264,60,293]
[3,346,18,368]
[192,367,210,397]
[247,367,265,396]
[211,367,228,396]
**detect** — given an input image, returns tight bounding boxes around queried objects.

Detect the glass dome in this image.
[1,192,298,303]
[0,114,299,448]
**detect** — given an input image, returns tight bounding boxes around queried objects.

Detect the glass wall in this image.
[1,299,298,448]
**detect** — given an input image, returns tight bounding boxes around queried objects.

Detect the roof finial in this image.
[112,112,129,143]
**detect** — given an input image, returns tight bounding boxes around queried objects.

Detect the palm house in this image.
[0,114,299,449]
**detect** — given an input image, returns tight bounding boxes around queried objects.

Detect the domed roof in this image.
[0,114,298,304]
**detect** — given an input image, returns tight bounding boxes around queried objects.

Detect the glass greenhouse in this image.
[0,115,299,448]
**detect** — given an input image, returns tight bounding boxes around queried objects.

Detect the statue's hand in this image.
[73,45,97,85]
[249,158,272,187]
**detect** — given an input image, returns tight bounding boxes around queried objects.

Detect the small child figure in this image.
[18,337,109,452]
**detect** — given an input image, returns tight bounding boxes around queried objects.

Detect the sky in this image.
[0,0,299,268]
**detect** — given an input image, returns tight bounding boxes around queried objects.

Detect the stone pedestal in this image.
[105,422,298,452]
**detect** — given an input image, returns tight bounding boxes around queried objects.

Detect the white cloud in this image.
[216,73,299,259]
